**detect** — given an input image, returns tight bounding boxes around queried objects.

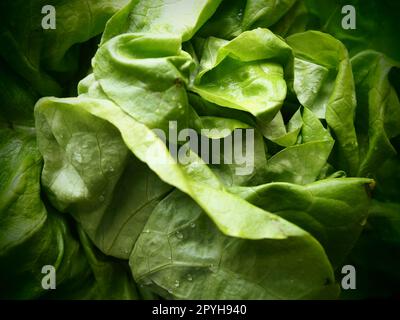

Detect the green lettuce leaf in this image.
[131,190,338,299]
[0,0,129,97]
[352,51,400,177]
[232,178,372,267]
[0,127,139,299]
[11,0,393,300]
[304,0,400,61]
[35,96,312,241]
[287,31,359,175]
[198,0,298,39]
[101,0,222,43]
[192,28,292,123]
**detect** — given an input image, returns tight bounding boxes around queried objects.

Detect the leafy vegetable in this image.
[351,51,400,177]
[198,0,297,39]
[287,31,359,175]
[1,0,399,300]
[305,0,400,60]
[192,28,292,123]
[131,190,338,299]
[0,0,128,124]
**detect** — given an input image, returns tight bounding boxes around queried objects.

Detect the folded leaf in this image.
[0,0,129,97]
[305,0,400,61]
[130,190,338,299]
[287,31,359,175]
[192,28,292,123]
[0,127,138,299]
[35,97,311,241]
[199,0,298,39]
[231,178,372,267]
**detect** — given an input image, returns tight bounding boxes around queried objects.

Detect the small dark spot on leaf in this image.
[174,78,183,87]
[324,278,332,286]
